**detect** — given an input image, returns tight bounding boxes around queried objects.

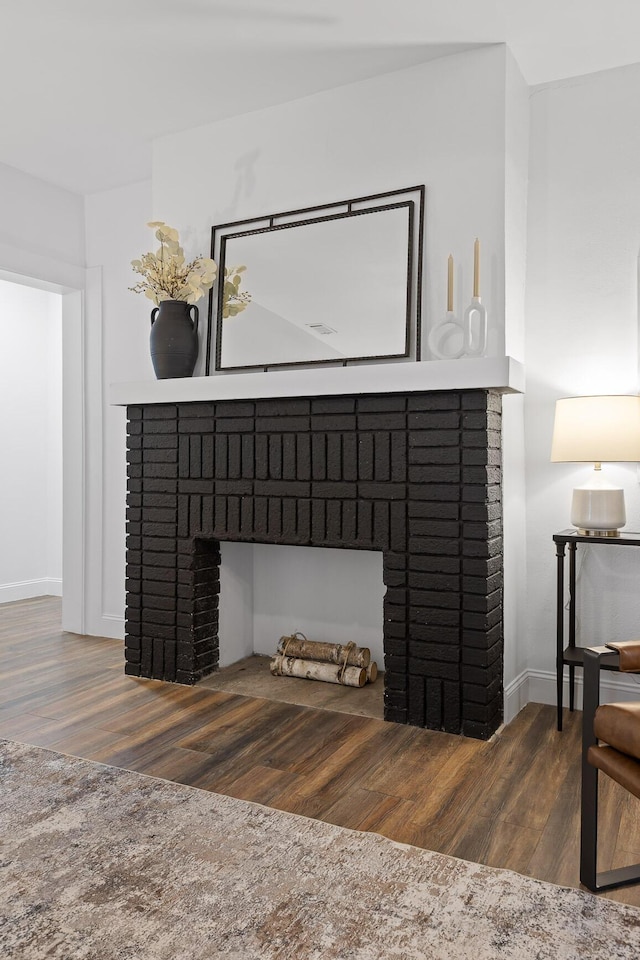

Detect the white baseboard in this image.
[0,578,63,604]
[503,670,530,723]
[97,613,125,640]
[505,667,640,722]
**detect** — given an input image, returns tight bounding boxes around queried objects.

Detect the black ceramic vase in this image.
[149,300,199,379]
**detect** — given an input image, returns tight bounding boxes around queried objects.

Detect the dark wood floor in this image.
[2,596,640,907]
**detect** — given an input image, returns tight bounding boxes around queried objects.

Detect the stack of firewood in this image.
[270,632,378,688]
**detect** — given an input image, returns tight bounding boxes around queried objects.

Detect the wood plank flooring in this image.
[2,596,640,907]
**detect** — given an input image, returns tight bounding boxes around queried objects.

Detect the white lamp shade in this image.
[550,395,640,463]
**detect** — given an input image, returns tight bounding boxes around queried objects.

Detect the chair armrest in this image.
[605,640,640,673]
[582,647,620,755]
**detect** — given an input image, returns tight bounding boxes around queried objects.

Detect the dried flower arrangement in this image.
[130,222,217,305]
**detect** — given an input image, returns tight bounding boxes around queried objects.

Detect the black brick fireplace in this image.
[124,388,502,739]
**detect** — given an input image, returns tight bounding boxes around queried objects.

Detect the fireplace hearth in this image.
[124,386,503,739]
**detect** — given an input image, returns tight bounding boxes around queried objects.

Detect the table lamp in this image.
[550,395,640,536]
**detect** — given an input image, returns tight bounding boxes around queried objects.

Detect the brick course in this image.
[125,389,503,739]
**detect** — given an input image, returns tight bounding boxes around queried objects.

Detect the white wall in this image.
[84,180,152,637]
[46,293,63,581]
[0,279,62,601]
[148,45,518,674]
[153,45,509,364]
[501,49,530,716]
[251,545,385,663]
[525,62,640,706]
[0,160,85,290]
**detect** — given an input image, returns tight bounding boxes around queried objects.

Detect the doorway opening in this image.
[0,278,62,605]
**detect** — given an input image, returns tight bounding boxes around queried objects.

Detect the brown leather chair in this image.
[581,640,640,892]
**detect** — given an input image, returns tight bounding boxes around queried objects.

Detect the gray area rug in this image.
[1,739,640,959]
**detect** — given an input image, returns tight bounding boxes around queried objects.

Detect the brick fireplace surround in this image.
[123,380,506,740]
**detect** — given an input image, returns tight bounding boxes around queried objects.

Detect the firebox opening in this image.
[218,542,385,670]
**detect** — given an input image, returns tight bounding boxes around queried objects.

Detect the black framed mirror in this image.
[205,185,425,374]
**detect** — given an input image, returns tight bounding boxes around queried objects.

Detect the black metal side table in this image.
[554,528,640,730]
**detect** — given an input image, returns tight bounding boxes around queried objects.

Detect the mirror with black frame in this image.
[206,186,424,373]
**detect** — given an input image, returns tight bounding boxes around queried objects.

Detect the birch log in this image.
[366,662,378,684]
[270,655,366,688]
[277,636,370,668]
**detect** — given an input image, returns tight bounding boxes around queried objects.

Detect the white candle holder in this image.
[429,240,489,361]
[462,296,488,357]
[427,311,466,360]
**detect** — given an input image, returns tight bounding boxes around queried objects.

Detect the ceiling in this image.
[4,0,640,195]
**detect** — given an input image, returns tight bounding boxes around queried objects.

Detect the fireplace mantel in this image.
[117,355,523,739]
[110,356,524,406]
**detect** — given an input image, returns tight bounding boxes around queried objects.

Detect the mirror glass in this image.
[213,201,415,371]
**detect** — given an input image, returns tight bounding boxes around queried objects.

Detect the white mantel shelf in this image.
[109,356,524,406]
